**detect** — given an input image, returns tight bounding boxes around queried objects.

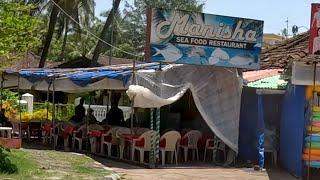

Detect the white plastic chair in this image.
[41,121,52,144]
[178,130,202,162]
[131,130,158,163]
[87,124,104,153]
[265,149,277,165]
[72,125,87,151]
[203,137,226,162]
[60,122,75,150]
[135,128,150,135]
[100,127,120,156]
[10,121,19,138]
[116,127,131,159]
[131,127,139,134]
[52,122,63,147]
[159,131,181,165]
[11,121,29,139]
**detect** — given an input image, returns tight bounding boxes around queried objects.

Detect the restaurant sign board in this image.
[147,8,264,69]
[309,3,320,55]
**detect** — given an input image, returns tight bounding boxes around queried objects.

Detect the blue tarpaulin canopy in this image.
[0,63,160,92]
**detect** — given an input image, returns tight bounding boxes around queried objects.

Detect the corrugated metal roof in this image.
[247,75,287,89]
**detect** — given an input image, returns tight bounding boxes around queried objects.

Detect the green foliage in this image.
[0,89,18,101]
[98,0,205,59]
[33,102,75,121]
[0,147,18,174]
[0,1,44,66]
[0,149,46,179]
[56,103,75,121]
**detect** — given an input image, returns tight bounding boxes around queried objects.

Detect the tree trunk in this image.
[91,0,121,66]
[39,0,60,68]
[59,18,69,61]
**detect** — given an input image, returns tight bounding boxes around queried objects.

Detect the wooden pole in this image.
[17,74,22,138]
[0,72,4,108]
[144,8,152,62]
[52,77,56,150]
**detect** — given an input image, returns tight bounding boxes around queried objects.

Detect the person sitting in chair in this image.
[86,108,98,125]
[70,98,86,125]
[0,108,8,127]
[101,93,124,126]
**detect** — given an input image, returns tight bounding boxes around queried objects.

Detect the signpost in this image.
[146,8,264,69]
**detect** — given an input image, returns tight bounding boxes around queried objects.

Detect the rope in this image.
[48,0,142,58]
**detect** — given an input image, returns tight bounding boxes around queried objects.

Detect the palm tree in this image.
[56,0,94,60]
[91,0,121,66]
[39,0,95,68]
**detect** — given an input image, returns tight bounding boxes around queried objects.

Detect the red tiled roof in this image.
[260,32,309,69]
[5,53,61,70]
[243,68,283,82]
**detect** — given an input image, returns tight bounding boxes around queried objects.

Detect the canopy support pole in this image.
[17,74,22,138]
[149,107,160,168]
[130,58,136,134]
[52,77,56,150]
[0,72,4,109]
[307,62,318,180]
[149,108,155,167]
[85,95,91,153]
[155,107,160,165]
[46,82,50,121]
[107,91,110,112]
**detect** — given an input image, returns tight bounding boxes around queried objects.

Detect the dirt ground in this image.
[22,143,297,180]
[95,158,297,180]
[22,148,113,180]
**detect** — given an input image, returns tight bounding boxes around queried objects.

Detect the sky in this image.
[94,0,320,34]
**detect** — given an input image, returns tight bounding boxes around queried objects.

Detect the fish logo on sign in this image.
[152,43,183,62]
[208,48,230,65]
[229,54,255,66]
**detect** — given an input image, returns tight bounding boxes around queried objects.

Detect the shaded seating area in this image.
[0,63,241,168]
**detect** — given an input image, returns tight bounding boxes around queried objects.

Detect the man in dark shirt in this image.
[105,104,124,126]
[70,98,86,124]
[102,93,124,126]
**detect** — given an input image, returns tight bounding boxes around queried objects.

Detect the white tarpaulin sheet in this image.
[127,64,242,152]
[292,61,320,85]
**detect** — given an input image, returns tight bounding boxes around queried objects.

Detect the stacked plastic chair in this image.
[303,106,320,168]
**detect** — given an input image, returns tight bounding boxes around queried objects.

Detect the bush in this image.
[0,146,18,174]
[1,101,17,121]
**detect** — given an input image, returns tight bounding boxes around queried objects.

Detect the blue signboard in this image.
[148,8,264,69]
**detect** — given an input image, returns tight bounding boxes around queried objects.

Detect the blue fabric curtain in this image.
[257,94,265,168]
[238,89,266,168]
[280,85,306,177]
[239,88,259,162]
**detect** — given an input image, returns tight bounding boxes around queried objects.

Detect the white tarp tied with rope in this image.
[127,64,242,153]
